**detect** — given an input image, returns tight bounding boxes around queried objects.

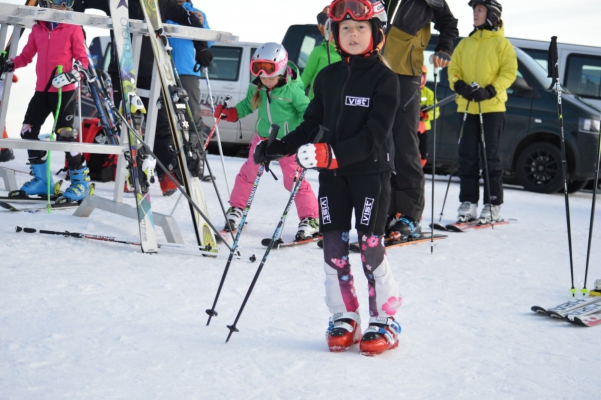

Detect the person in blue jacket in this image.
[163,0,212,194]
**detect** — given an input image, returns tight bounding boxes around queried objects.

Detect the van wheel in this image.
[516,142,564,193]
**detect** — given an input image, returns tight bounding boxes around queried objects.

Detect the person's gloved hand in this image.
[194,46,213,68]
[454,80,474,100]
[472,85,497,102]
[1,59,14,74]
[296,143,338,170]
[253,138,289,165]
[431,51,451,68]
[420,110,429,121]
[214,104,239,122]
[52,71,81,89]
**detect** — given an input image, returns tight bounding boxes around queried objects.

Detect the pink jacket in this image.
[12,21,88,93]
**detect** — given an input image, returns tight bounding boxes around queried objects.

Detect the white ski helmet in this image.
[250,43,289,78]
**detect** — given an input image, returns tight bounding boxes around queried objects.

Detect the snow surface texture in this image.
[1,149,600,398]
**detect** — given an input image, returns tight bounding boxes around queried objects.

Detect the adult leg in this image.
[457,114,482,204]
[390,74,425,222]
[481,112,505,205]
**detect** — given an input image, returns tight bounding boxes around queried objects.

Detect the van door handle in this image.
[223,84,236,90]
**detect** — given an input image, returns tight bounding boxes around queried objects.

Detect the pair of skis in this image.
[531,296,601,327]
[432,219,514,232]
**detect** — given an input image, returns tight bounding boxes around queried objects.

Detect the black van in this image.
[282,26,601,194]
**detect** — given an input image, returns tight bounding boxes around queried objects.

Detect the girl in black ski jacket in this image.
[254,0,402,357]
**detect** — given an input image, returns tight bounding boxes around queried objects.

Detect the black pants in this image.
[22,90,83,169]
[457,112,505,205]
[390,74,425,221]
[318,172,391,235]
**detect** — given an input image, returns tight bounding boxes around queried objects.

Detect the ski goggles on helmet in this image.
[250,58,288,77]
[328,0,374,22]
[49,0,75,7]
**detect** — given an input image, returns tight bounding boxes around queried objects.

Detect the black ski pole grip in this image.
[267,123,280,146]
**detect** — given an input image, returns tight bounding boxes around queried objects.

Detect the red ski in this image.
[439,219,516,232]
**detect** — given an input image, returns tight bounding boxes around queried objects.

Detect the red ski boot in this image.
[359,316,401,356]
[326,311,362,352]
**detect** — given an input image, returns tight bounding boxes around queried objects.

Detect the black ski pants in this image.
[457,111,505,205]
[389,74,425,222]
[22,90,84,169]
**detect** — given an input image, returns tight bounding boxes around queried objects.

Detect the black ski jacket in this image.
[75,0,206,80]
[282,54,399,176]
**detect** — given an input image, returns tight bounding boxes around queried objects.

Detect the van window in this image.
[298,35,322,70]
[250,47,258,82]
[200,46,242,82]
[565,54,601,99]
[521,48,548,71]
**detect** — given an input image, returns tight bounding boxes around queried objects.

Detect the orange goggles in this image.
[250,59,288,77]
[328,0,374,22]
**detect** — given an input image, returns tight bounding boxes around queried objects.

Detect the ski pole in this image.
[438,101,471,223]
[14,226,250,259]
[476,99,494,229]
[203,67,232,198]
[548,36,576,296]
[429,57,439,253]
[47,64,63,213]
[225,167,307,343]
[205,124,280,326]
[225,126,327,342]
[582,116,601,297]
[203,97,230,151]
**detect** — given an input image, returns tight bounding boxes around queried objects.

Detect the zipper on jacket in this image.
[335,64,352,145]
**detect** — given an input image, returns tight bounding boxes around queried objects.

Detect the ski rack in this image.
[0,3,237,246]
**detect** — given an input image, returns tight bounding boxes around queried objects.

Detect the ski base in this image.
[0,200,81,212]
[432,219,515,232]
[262,235,322,249]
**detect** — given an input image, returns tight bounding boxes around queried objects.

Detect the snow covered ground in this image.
[1,149,600,399]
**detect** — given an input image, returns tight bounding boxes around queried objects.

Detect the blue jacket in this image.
[166,1,211,77]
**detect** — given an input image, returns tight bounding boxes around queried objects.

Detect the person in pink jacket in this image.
[1,0,90,202]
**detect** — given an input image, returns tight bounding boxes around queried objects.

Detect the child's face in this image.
[338,19,372,55]
[260,75,280,89]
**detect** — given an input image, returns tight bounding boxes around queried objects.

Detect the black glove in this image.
[454,80,474,100]
[194,43,213,68]
[253,138,289,165]
[472,85,497,102]
[1,59,14,74]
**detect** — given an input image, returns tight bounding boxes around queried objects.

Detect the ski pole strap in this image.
[44,66,60,92]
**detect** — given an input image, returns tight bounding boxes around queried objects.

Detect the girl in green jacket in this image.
[214,43,319,239]
[448,0,517,224]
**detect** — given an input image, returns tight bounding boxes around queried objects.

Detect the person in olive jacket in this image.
[382,0,458,240]
[449,0,517,224]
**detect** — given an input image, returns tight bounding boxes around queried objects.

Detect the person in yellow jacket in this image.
[300,6,341,100]
[448,0,517,224]
[417,65,439,168]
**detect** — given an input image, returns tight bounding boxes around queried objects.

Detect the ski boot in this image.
[478,204,501,224]
[0,148,14,162]
[295,217,319,241]
[57,162,90,203]
[388,217,421,242]
[359,316,401,356]
[457,202,477,223]
[14,161,54,196]
[223,206,243,232]
[326,311,362,352]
